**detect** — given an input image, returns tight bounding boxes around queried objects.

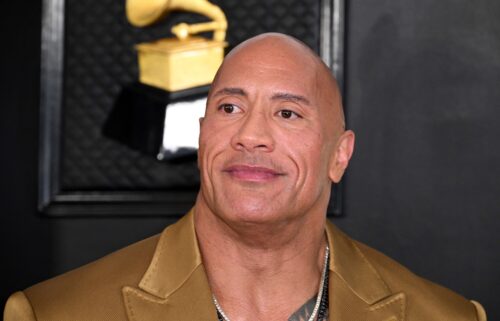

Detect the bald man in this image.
[4,33,486,321]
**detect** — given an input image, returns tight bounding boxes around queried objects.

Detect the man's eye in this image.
[218,104,240,114]
[279,109,300,119]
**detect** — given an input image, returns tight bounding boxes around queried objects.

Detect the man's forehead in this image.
[210,72,318,108]
[211,35,321,97]
[213,61,317,91]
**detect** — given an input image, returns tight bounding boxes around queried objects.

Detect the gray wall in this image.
[1,0,499,319]
[338,0,500,316]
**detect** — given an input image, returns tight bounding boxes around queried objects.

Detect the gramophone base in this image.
[102,82,209,159]
[136,37,226,92]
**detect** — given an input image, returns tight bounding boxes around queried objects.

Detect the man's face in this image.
[198,39,341,226]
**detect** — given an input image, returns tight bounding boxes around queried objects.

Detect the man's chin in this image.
[217,201,292,227]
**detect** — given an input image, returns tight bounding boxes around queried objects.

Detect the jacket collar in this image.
[326,221,406,320]
[123,210,406,321]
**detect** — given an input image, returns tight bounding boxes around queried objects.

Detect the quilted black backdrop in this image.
[60,0,321,191]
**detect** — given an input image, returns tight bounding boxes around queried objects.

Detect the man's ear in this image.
[329,130,355,183]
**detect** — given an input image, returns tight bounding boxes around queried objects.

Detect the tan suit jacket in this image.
[4,210,487,321]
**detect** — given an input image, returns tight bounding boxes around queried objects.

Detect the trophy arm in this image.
[171,21,226,41]
[172,0,227,42]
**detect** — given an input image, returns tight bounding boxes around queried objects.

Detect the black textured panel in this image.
[61,0,321,190]
[216,0,321,52]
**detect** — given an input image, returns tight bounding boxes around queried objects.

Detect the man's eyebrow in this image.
[271,92,311,106]
[212,87,247,97]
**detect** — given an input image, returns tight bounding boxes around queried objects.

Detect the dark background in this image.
[1,0,499,319]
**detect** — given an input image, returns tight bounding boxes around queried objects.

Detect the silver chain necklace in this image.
[213,245,330,321]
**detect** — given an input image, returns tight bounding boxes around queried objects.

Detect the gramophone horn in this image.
[126,0,171,27]
[127,0,227,33]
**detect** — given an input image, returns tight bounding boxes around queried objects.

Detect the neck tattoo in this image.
[213,245,330,321]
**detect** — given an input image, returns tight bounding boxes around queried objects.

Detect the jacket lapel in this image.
[326,222,406,321]
[122,209,218,321]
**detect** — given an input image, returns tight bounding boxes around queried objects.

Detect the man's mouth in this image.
[222,165,284,182]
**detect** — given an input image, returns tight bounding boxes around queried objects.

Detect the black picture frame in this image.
[39,0,346,217]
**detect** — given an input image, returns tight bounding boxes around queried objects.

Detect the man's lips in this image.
[222,165,284,181]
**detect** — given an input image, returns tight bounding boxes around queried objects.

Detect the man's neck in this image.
[194,200,328,321]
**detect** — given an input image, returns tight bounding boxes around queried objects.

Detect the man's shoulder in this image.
[11,233,161,321]
[28,232,160,291]
[352,237,486,320]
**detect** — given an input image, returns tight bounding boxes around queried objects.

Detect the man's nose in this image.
[230,109,275,152]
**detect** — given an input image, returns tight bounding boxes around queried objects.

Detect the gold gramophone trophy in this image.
[103,0,228,160]
[126,0,228,92]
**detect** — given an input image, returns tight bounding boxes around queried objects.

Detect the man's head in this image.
[197,33,354,228]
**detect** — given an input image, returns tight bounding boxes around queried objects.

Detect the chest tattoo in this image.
[287,295,329,321]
